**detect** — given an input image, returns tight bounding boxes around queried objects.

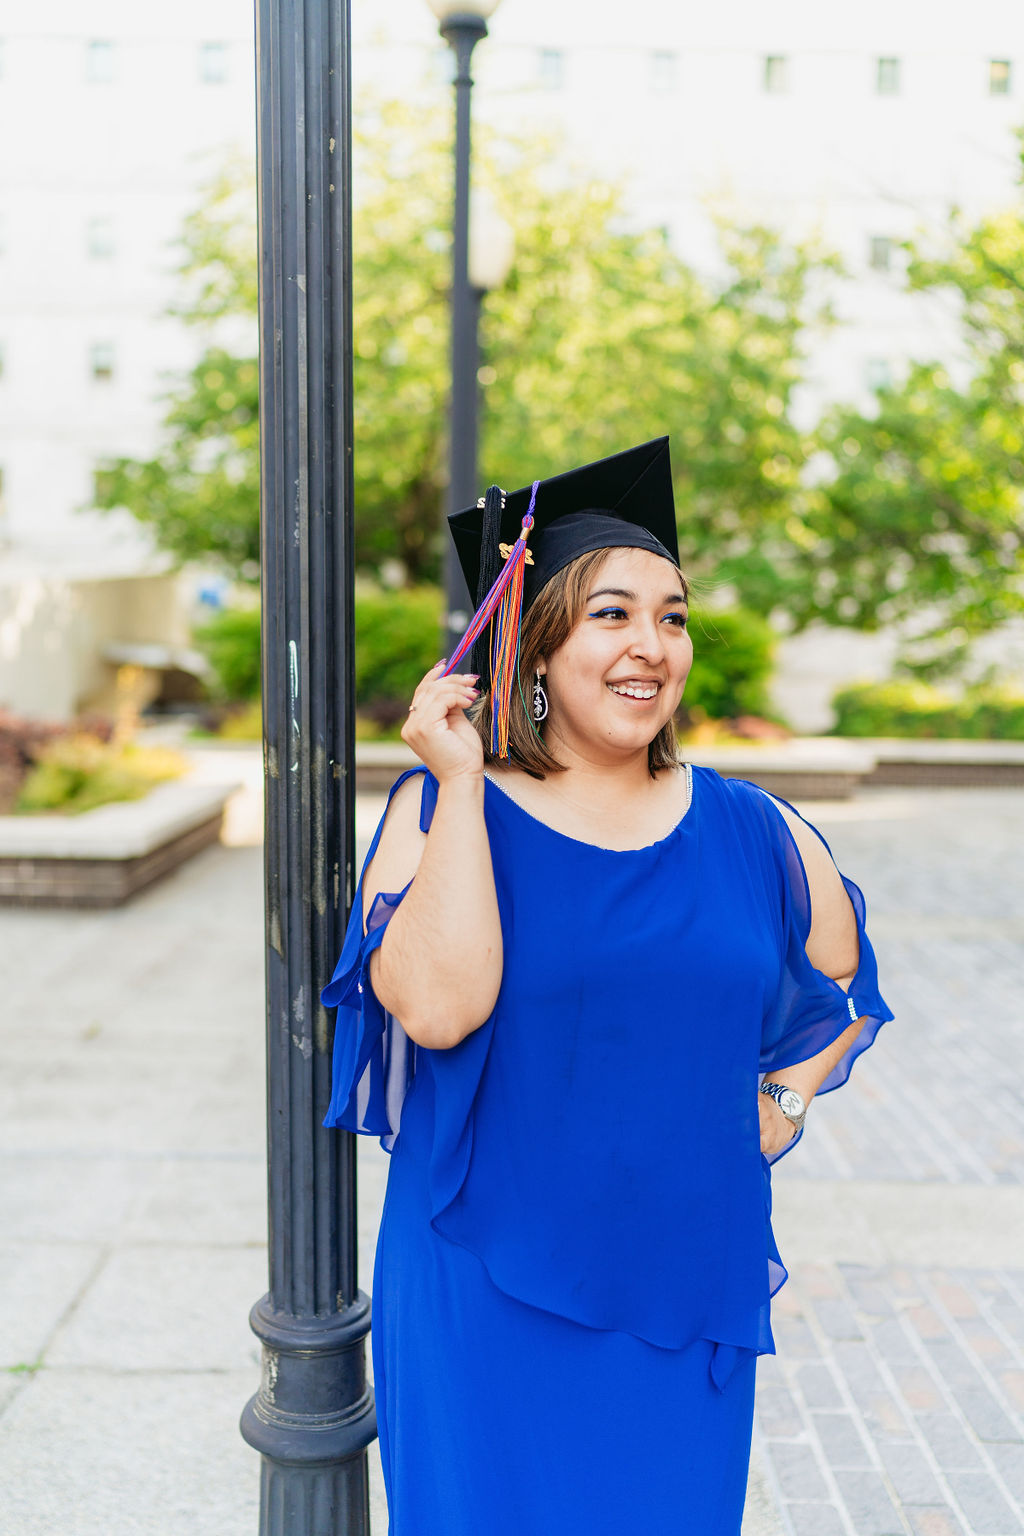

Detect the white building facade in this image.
[1,0,1022,721]
[0,1,254,716]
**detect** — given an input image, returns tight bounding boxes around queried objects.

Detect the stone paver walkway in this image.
[754,787,1024,1536]
[0,777,1020,1534]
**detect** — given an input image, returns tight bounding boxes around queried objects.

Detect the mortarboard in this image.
[444,437,679,757]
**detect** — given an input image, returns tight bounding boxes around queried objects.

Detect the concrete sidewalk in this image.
[0,782,1022,1534]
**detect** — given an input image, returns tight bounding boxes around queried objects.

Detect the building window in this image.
[87,40,114,83]
[538,49,564,90]
[876,56,900,95]
[866,358,892,391]
[763,55,788,94]
[87,217,115,261]
[869,235,895,272]
[990,59,1012,95]
[651,51,676,94]
[89,342,116,382]
[199,42,228,84]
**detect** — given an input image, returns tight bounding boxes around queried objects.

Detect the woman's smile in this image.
[606,677,663,701]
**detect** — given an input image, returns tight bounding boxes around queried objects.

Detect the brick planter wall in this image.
[0,781,236,909]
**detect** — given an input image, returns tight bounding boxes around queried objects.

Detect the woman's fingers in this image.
[409,669,480,717]
[401,665,485,781]
[410,682,479,717]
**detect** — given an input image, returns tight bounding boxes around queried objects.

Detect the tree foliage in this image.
[95,98,839,619]
[95,101,1024,662]
[808,134,1024,667]
[95,160,261,577]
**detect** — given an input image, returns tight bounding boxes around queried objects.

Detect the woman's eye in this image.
[664,613,688,628]
[588,607,628,621]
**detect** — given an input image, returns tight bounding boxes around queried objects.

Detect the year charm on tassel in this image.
[499,542,534,565]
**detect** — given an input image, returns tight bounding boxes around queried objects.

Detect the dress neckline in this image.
[483,762,694,854]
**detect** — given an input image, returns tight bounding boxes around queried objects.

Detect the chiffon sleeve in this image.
[320,767,436,1150]
[754,786,895,1165]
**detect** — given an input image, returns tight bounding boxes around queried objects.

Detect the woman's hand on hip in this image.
[758,1092,798,1157]
[401,661,484,783]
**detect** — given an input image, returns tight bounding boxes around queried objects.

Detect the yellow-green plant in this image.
[15,736,185,816]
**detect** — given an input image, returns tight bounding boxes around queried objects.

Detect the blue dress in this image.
[322,764,893,1535]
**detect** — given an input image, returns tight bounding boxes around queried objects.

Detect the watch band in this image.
[760,1079,807,1133]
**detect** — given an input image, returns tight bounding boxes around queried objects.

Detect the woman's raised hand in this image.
[400,662,484,783]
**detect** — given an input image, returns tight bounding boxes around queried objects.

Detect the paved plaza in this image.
[0,770,1022,1534]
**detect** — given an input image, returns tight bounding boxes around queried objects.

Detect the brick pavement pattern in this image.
[756,788,1024,1535]
[0,780,1020,1534]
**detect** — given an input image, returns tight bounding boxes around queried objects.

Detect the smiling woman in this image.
[469,541,690,782]
[321,439,894,1536]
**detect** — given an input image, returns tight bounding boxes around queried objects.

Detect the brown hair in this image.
[469,548,689,779]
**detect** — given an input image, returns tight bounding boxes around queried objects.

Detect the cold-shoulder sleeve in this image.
[321,767,437,1150]
[750,784,894,1163]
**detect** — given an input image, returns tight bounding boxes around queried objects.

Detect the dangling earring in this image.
[533,671,548,722]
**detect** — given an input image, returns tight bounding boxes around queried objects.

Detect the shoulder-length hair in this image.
[469,547,688,780]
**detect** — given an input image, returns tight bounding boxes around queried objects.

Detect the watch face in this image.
[778,1089,804,1117]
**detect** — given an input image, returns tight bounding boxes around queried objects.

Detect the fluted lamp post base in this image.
[242,1292,375,1461]
[241,1294,376,1528]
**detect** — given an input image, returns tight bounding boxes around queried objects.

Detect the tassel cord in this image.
[443,481,540,759]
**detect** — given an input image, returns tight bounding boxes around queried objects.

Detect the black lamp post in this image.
[428,0,507,656]
[242,2,373,1533]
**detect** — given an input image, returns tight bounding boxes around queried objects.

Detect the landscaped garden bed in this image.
[0,709,235,907]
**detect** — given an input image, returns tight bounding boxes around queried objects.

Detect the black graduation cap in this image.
[448,436,678,614]
[444,437,679,757]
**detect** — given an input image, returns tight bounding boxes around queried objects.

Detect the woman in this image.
[323,438,892,1535]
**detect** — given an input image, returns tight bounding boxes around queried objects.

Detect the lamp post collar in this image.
[438,12,489,47]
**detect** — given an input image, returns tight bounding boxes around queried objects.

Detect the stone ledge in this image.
[0,781,237,859]
[688,738,875,800]
[865,736,1024,787]
[0,781,237,908]
[353,738,875,799]
[353,737,1024,797]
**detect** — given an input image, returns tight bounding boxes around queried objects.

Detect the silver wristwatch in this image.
[760,1080,807,1134]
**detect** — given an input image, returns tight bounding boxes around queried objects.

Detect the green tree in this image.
[96,99,838,616]
[808,136,1024,668]
[94,159,261,576]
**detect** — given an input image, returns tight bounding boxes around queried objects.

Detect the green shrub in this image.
[193,590,780,735]
[355,586,443,729]
[957,684,1024,740]
[16,736,185,815]
[680,607,778,723]
[194,605,262,701]
[831,679,1024,739]
[193,590,442,728]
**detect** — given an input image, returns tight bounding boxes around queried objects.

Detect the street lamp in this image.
[427,0,507,655]
[242,3,372,1534]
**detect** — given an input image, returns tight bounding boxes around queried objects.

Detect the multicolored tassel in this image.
[444,481,539,758]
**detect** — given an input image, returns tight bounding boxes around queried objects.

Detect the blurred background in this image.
[2,0,1023,778]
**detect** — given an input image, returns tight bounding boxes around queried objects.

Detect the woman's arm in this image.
[759,799,866,1155]
[361,664,503,1051]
